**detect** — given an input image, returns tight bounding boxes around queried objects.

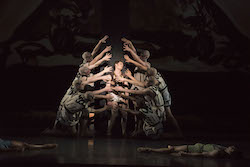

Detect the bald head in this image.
[140,50,150,61]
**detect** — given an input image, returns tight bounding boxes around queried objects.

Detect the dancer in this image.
[122,40,150,90]
[137,143,242,158]
[117,93,163,139]
[113,76,165,139]
[52,84,112,136]
[0,138,57,152]
[107,60,129,136]
[81,35,110,65]
[124,54,182,137]
[79,52,112,76]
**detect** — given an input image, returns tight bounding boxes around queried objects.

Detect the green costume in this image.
[187,143,226,153]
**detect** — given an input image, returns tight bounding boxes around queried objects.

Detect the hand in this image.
[123,45,131,52]
[125,69,132,77]
[106,94,113,99]
[121,37,131,44]
[103,66,112,73]
[112,101,119,111]
[116,75,124,82]
[113,86,123,92]
[123,55,131,63]
[103,45,112,52]
[104,84,112,92]
[103,75,112,82]
[103,53,112,61]
[100,35,109,43]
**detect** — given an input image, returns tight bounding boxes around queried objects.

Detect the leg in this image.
[107,102,119,136]
[10,141,57,151]
[79,118,89,137]
[121,104,128,136]
[165,107,183,137]
[137,145,188,153]
[137,147,173,153]
[22,143,58,150]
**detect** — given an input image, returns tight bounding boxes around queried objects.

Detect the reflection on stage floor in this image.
[0,136,250,167]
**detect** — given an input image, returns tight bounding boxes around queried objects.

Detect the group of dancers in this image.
[45,35,182,139]
[0,36,241,158]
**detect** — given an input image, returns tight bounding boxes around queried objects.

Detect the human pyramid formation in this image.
[0,36,241,157]
[47,35,182,139]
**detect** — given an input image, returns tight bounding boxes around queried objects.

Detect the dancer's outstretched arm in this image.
[117,75,145,88]
[121,37,137,53]
[113,86,154,97]
[94,94,113,100]
[124,69,137,82]
[88,53,112,70]
[92,85,112,95]
[123,45,147,66]
[120,94,137,101]
[92,66,112,78]
[90,46,111,65]
[84,75,111,85]
[91,35,109,56]
[124,55,147,71]
[89,105,111,114]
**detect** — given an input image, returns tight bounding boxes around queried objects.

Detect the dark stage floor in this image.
[0,136,250,167]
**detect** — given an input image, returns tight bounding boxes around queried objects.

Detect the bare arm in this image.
[90,46,111,65]
[123,45,147,66]
[91,66,112,78]
[119,107,140,115]
[121,37,137,53]
[94,94,112,100]
[88,53,112,70]
[91,35,109,56]
[119,77,145,88]
[124,69,137,82]
[113,86,153,97]
[85,75,111,85]
[92,85,111,95]
[120,94,137,101]
[124,55,147,71]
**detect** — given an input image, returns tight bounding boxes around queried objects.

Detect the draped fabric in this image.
[214,0,250,39]
[0,0,42,42]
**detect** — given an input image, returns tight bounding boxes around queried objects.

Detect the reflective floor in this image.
[0,136,250,167]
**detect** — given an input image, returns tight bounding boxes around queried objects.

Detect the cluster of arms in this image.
[48,35,182,139]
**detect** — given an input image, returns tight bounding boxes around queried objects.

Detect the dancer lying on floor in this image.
[0,138,57,152]
[137,143,242,158]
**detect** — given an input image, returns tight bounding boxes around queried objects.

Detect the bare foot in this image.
[168,145,174,150]
[137,147,152,153]
[43,144,58,149]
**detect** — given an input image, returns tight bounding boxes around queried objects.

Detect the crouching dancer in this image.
[53,83,112,137]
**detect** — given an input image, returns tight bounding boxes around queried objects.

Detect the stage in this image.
[0,136,250,167]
